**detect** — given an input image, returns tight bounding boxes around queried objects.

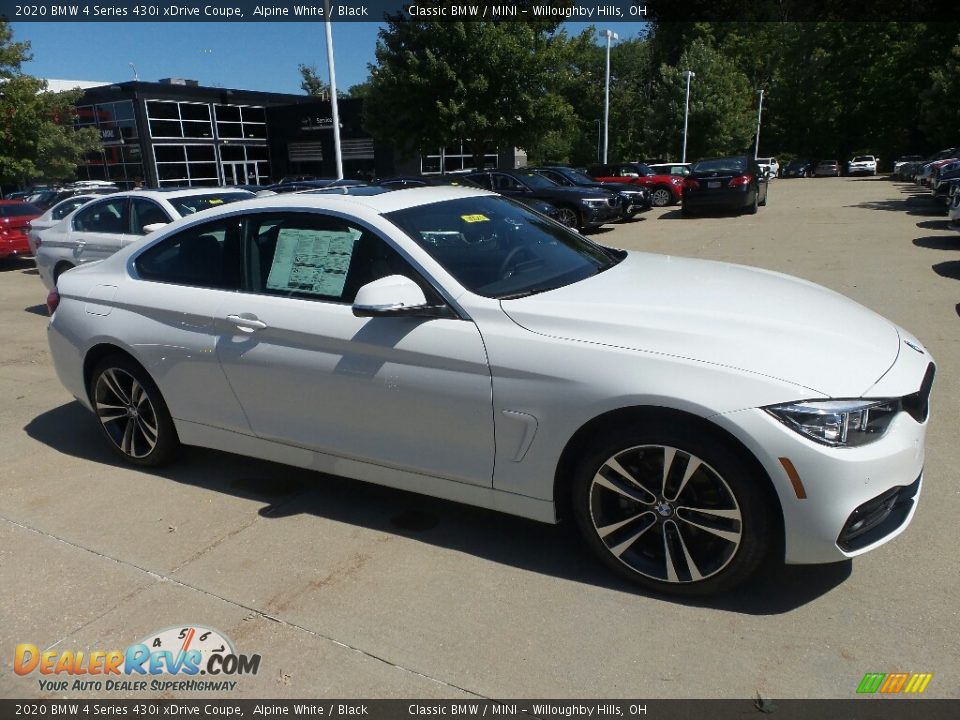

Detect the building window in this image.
[421,142,498,175]
[153,143,222,187]
[146,100,214,140]
[214,104,267,141]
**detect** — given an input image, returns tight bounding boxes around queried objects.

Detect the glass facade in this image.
[74,100,145,185]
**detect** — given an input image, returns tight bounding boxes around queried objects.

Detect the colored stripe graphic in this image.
[903,673,933,694]
[857,672,932,694]
[857,673,886,694]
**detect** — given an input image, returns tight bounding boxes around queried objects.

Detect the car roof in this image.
[176,185,496,219]
[127,187,256,199]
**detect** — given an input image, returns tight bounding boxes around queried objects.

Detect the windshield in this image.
[853,156,873,162]
[786,160,808,168]
[691,158,747,174]
[384,196,621,299]
[169,191,254,216]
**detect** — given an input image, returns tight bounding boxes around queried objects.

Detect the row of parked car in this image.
[891,147,960,228]
[7,154,778,283]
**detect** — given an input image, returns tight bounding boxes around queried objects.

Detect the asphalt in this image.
[1,176,958,700]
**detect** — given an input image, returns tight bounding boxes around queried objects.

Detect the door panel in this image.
[214,210,495,486]
[215,297,494,486]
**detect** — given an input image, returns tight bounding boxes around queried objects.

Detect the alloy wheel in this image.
[651,188,672,207]
[587,445,743,584]
[556,207,579,228]
[94,367,160,459]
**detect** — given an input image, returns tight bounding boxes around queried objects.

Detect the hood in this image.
[500,252,900,398]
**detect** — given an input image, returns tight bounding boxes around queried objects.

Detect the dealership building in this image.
[67,79,522,188]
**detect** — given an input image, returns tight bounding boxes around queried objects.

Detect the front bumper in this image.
[581,202,622,228]
[719,404,927,565]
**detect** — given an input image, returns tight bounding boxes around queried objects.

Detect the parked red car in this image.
[587,162,686,207]
[0,201,43,260]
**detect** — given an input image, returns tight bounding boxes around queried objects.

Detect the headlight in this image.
[766,399,900,447]
[581,198,610,208]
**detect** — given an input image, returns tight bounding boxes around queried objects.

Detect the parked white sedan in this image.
[35,187,255,290]
[27,194,102,255]
[46,187,934,595]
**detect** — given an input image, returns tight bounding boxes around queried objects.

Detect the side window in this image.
[135,217,242,290]
[468,174,493,190]
[246,212,430,305]
[53,199,87,220]
[491,174,523,192]
[73,199,127,234]
[130,199,172,235]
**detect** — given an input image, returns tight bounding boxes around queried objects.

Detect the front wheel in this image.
[571,424,773,596]
[89,355,180,467]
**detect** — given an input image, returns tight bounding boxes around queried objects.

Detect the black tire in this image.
[571,422,773,596]
[650,186,673,207]
[89,354,180,467]
[744,191,759,215]
[555,205,581,230]
[53,262,75,285]
[759,190,767,207]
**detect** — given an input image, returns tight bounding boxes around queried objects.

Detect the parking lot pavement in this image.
[2,176,958,700]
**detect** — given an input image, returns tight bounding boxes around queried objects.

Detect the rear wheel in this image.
[571,423,773,596]
[744,191,759,215]
[650,186,673,207]
[89,355,180,467]
[53,262,75,285]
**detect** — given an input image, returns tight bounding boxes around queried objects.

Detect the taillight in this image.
[46,288,60,315]
[729,174,753,187]
[684,178,700,190]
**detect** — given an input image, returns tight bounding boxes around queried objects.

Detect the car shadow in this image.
[932,260,960,280]
[0,257,34,273]
[24,304,48,316]
[25,401,852,615]
[915,219,953,232]
[849,195,944,216]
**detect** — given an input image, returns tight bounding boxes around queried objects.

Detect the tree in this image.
[646,40,756,160]
[298,63,346,99]
[0,22,100,187]
[362,12,575,169]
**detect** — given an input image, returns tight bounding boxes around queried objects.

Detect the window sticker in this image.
[266,227,362,297]
[461,214,489,223]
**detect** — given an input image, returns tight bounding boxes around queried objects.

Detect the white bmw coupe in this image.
[46,186,934,595]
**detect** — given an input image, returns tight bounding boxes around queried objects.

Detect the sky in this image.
[12,21,648,96]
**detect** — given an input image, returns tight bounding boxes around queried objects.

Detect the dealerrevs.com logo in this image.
[15,625,261,692]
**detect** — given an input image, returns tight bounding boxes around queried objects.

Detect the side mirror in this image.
[352,275,454,319]
[142,223,167,234]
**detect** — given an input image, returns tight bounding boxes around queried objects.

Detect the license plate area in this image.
[707,181,721,189]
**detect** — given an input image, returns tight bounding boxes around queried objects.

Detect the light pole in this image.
[323,0,343,179]
[754,88,764,160]
[128,63,139,81]
[595,119,601,163]
[681,70,695,163]
[602,30,618,164]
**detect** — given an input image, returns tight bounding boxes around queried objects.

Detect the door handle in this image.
[225,314,267,332]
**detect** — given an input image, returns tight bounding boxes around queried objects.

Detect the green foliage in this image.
[362,12,575,167]
[326,19,959,168]
[0,22,101,186]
